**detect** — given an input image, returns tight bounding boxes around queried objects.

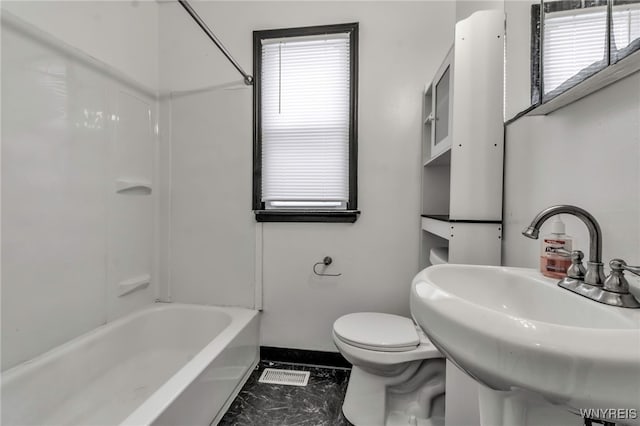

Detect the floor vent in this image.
[258,368,310,386]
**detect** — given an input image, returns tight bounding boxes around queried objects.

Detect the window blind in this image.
[612,3,640,52]
[543,6,607,94]
[260,33,350,209]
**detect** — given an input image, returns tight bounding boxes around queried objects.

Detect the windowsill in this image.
[254,209,360,223]
[505,49,640,124]
[506,29,640,124]
[525,49,640,116]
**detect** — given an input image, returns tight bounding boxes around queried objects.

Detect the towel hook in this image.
[313,256,342,277]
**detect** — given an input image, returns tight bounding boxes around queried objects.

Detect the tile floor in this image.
[219,360,353,426]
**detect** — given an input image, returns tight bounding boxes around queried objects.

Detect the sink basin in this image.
[410,264,640,424]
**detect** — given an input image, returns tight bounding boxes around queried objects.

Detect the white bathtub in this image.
[1,303,259,426]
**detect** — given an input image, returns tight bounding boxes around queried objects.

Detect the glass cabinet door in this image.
[434,66,450,148]
[430,46,453,159]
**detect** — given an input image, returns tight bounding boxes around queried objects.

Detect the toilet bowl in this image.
[333,312,445,426]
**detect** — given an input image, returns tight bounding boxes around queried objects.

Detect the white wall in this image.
[504,0,539,120]
[1,5,159,370]
[163,88,256,306]
[503,73,640,287]
[159,1,456,351]
[455,0,503,21]
[1,0,159,90]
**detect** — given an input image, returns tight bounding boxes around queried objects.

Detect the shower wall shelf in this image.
[117,274,151,297]
[115,179,153,195]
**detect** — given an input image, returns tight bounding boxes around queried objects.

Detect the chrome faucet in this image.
[522,205,605,285]
[523,205,640,308]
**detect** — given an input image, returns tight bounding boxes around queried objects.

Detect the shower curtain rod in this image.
[178,0,254,86]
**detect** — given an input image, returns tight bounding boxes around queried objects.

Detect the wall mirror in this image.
[504,0,640,122]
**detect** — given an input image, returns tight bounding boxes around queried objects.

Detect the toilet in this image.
[333,312,446,426]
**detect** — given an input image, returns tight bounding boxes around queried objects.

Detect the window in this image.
[611,0,640,62]
[542,3,608,97]
[253,23,359,223]
[530,0,640,104]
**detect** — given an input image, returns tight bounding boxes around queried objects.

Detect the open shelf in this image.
[423,147,451,167]
[420,219,502,266]
[422,214,450,221]
[421,214,502,223]
[430,247,449,265]
[421,216,451,240]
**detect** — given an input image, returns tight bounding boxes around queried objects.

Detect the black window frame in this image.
[252,23,359,223]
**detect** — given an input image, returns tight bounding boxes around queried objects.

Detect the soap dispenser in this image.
[540,216,573,279]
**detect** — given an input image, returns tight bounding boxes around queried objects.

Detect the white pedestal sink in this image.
[410,264,640,426]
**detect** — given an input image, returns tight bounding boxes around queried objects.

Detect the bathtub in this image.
[1,303,259,426]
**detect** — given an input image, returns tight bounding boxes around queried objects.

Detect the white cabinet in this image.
[419,11,505,426]
[419,10,504,270]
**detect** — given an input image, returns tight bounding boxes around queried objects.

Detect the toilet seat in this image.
[333,313,420,352]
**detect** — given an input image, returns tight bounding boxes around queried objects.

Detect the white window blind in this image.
[543,6,607,94]
[261,33,351,210]
[612,3,640,52]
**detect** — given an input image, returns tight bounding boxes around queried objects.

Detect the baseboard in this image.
[260,346,351,369]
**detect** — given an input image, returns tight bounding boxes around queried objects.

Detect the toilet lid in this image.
[333,313,420,352]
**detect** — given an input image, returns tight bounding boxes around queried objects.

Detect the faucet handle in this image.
[610,259,640,277]
[566,250,586,280]
[604,259,639,294]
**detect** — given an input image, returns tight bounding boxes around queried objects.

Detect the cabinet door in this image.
[431,47,453,158]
